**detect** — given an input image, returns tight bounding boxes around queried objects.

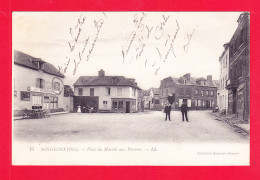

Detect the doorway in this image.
[232,90,237,114]
[126,101,130,113]
[206,101,209,109]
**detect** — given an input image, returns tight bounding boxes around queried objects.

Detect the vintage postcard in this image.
[12,12,250,165]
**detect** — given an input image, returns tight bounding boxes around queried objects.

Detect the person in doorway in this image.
[181,100,189,122]
[164,103,171,121]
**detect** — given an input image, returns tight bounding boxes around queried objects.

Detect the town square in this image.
[13,110,248,143]
[12,12,250,165]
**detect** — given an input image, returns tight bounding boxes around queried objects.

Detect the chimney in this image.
[98,69,105,77]
[207,75,212,83]
[223,43,229,50]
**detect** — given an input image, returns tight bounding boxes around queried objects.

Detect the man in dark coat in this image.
[181,100,189,122]
[164,103,171,121]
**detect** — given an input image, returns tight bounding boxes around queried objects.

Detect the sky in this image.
[12,12,242,90]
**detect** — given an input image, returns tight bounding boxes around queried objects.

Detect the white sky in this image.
[12,12,242,89]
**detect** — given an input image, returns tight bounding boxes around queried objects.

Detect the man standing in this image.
[164,103,171,121]
[181,100,189,122]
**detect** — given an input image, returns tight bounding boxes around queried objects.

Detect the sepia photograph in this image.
[12,11,250,165]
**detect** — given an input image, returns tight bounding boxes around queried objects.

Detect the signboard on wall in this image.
[20,91,30,101]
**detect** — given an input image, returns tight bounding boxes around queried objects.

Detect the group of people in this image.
[164,100,189,122]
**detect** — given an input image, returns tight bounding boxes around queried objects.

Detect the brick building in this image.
[159,74,218,110]
[226,12,250,121]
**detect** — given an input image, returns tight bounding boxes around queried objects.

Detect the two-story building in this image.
[13,50,72,116]
[160,73,218,110]
[73,70,142,113]
[218,43,229,113]
[226,12,250,121]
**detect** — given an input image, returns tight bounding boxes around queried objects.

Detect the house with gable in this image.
[13,50,73,116]
[159,73,218,110]
[73,69,142,113]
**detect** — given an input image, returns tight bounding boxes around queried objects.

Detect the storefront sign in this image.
[52,77,64,94]
[20,91,30,101]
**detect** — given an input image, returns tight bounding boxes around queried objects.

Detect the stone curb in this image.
[210,112,249,135]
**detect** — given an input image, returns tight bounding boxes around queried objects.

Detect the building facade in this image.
[149,88,161,110]
[160,73,218,110]
[13,50,72,116]
[73,70,141,113]
[142,90,152,109]
[226,12,250,121]
[218,44,229,113]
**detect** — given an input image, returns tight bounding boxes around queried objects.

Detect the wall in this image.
[13,64,69,112]
[218,47,229,111]
[159,83,217,110]
[74,86,139,111]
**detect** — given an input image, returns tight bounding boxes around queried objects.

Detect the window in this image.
[184,79,187,84]
[32,95,43,106]
[154,99,160,104]
[50,97,58,109]
[202,100,206,107]
[201,90,204,96]
[44,96,50,109]
[107,87,111,95]
[103,101,108,107]
[206,91,209,96]
[195,100,198,107]
[117,87,122,96]
[90,88,94,96]
[112,101,118,109]
[118,101,123,109]
[36,78,45,88]
[132,88,136,97]
[198,100,201,106]
[226,55,228,67]
[78,88,83,96]
[195,89,198,95]
[210,91,214,96]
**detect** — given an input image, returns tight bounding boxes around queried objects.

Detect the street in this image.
[13,110,249,143]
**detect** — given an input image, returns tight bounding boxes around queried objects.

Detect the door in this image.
[232,90,237,114]
[126,101,130,113]
[206,101,209,109]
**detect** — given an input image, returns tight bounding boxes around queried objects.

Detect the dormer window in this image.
[184,79,187,84]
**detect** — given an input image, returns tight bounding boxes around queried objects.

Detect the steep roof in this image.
[14,50,65,78]
[161,76,217,88]
[74,76,141,90]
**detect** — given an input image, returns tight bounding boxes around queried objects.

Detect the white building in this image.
[13,50,73,117]
[73,70,141,113]
[218,44,229,112]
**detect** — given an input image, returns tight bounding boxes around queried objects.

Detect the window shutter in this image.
[42,79,45,89]
[36,78,40,88]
